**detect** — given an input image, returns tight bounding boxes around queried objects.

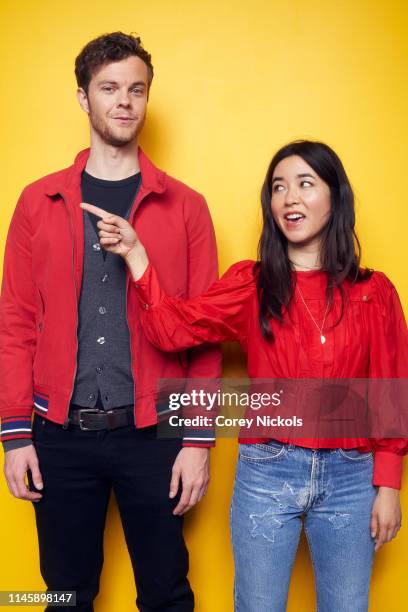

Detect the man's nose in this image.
[117,91,132,107]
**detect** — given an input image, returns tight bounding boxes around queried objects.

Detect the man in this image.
[0,32,220,611]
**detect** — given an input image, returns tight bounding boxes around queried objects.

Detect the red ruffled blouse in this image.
[134,260,408,489]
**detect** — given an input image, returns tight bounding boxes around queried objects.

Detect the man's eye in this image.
[132,89,144,95]
[102,86,113,92]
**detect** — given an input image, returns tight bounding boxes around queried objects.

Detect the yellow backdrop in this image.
[1,0,407,610]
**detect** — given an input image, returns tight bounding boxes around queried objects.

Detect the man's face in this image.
[78,56,149,147]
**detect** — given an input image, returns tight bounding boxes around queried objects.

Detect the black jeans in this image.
[29,413,194,612]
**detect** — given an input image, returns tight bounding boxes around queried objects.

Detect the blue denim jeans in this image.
[231,441,377,612]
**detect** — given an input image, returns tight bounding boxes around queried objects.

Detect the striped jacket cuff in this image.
[3,438,34,452]
[182,428,216,448]
[0,416,33,442]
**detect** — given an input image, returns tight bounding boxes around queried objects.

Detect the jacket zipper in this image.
[61,193,79,429]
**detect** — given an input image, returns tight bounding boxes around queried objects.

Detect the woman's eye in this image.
[273,184,285,192]
[301,180,313,187]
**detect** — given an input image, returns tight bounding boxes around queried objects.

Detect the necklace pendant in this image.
[320,335,326,344]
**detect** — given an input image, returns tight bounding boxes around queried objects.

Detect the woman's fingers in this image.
[80,202,129,228]
[80,201,142,259]
[97,220,121,233]
[80,202,113,219]
[100,236,121,246]
[370,512,378,539]
[99,230,122,239]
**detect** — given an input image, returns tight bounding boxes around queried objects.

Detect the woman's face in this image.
[270,155,331,246]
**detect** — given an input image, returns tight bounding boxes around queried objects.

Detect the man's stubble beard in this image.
[88,106,145,147]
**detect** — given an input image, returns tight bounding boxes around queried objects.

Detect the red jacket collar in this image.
[45,147,167,197]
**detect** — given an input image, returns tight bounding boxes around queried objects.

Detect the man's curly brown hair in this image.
[75,32,154,93]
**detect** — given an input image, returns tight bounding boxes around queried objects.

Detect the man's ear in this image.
[77,87,89,114]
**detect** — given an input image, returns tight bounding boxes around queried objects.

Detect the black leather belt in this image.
[68,407,134,431]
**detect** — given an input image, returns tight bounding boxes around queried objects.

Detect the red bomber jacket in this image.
[0,148,221,447]
[134,260,408,489]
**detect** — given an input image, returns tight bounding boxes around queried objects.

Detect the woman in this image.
[82,141,407,611]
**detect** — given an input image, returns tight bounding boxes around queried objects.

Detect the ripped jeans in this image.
[230,441,377,612]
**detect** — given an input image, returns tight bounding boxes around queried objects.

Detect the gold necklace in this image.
[297,284,329,344]
[289,259,321,270]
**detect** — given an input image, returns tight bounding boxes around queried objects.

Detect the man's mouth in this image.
[112,116,135,122]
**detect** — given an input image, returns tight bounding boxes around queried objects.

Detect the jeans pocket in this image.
[338,448,373,461]
[239,440,286,462]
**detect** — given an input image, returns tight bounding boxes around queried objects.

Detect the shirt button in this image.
[98,306,107,315]
[88,393,95,400]
[96,366,103,374]
[101,274,109,283]
[93,243,101,252]
[144,304,149,310]
[97,336,106,344]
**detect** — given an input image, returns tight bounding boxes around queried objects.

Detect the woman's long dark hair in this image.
[256,140,372,340]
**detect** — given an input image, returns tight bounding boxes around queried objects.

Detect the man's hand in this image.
[371,486,402,551]
[170,447,210,515]
[80,202,148,280]
[4,445,43,502]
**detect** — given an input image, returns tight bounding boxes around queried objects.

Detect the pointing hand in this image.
[80,203,149,280]
[80,202,140,258]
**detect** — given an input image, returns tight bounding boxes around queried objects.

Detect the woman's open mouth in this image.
[283,212,306,229]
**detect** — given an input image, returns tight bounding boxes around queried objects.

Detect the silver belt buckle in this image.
[78,408,102,431]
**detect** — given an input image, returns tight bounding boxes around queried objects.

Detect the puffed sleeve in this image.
[368,272,408,489]
[134,259,257,351]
